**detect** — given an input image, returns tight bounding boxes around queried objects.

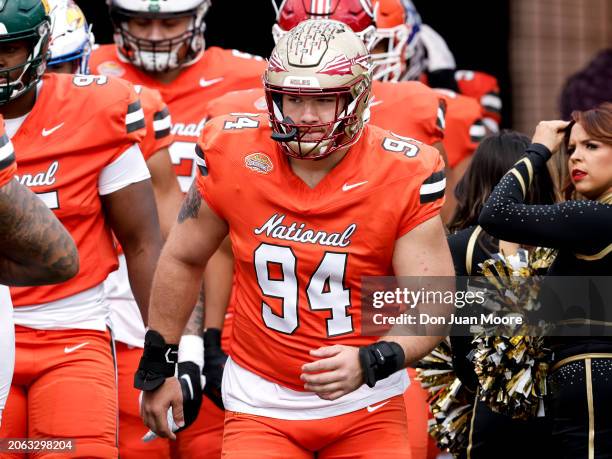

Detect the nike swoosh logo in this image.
[366,400,390,413]
[64,342,89,354]
[199,77,224,88]
[342,181,368,192]
[42,122,65,137]
[180,374,194,399]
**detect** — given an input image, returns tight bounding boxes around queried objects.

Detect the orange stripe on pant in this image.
[115,342,171,459]
[0,326,117,459]
[221,395,412,459]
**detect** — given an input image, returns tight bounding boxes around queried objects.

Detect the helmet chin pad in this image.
[111,4,207,72]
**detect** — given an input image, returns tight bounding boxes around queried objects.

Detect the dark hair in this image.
[559,49,612,120]
[560,102,612,199]
[449,130,557,232]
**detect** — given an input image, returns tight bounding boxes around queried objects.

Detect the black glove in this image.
[359,341,405,388]
[202,328,228,410]
[176,361,204,431]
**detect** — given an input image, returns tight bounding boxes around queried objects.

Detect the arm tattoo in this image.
[177,182,202,223]
[182,282,205,337]
[0,179,78,285]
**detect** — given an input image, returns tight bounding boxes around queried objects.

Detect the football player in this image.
[205,2,452,456]
[0,120,79,428]
[46,1,185,457]
[374,0,501,132]
[0,1,162,457]
[136,19,454,459]
[89,2,268,456]
[366,0,490,223]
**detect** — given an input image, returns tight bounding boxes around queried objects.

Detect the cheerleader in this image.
[479,103,612,458]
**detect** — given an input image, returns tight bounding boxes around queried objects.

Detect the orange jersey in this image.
[370,80,445,146]
[0,117,16,187]
[91,45,267,192]
[205,81,445,147]
[434,89,486,168]
[453,70,501,128]
[196,114,445,390]
[10,73,145,306]
[134,85,174,161]
[421,69,501,129]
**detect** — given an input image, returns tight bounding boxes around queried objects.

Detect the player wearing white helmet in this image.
[46,0,94,74]
[136,18,453,458]
[0,1,162,456]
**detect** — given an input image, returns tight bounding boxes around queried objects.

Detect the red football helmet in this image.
[272,0,377,51]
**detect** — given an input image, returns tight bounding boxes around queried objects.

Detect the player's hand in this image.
[532,120,571,154]
[203,328,228,410]
[300,345,364,401]
[140,377,184,440]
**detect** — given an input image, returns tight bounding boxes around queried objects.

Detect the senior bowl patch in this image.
[97,61,126,77]
[244,152,273,174]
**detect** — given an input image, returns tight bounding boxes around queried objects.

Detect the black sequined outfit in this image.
[479,143,612,458]
[448,227,550,459]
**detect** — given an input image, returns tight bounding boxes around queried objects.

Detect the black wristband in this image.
[134,330,178,391]
[203,328,222,349]
[359,341,406,388]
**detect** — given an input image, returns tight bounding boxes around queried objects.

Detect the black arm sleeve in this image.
[478,143,612,253]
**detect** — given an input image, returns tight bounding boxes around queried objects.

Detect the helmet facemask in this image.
[111,4,207,73]
[265,79,370,160]
[0,21,51,105]
[370,24,408,82]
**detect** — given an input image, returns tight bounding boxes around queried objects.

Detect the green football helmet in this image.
[0,0,51,104]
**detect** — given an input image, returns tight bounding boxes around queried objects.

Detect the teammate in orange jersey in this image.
[46,2,184,457]
[373,0,501,132]
[89,1,269,456]
[0,1,162,457]
[368,0,492,225]
[91,0,267,193]
[0,119,79,428]
[136,20,454,459]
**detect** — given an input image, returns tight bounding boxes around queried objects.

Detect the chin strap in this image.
[271,116,298,142]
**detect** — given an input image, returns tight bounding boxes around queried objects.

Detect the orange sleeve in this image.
[441,94,486,168]
[136,86,174,161]
[90,77,147,165]
[396,148,446,238]
[455,71,501,127]
[123,81,147,146]
[433,97,446,144]
[195,118,227,220]
[0,123,16,187]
